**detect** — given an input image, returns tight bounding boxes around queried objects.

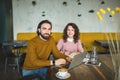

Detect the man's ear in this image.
[38,28,40,32]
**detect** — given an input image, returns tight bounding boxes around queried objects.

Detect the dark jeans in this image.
[22,68,48,80]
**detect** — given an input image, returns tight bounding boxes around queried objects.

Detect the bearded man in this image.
[22,20,71,80]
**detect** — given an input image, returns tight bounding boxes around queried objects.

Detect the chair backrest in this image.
[19,53,26,66]
[19,53,26,76]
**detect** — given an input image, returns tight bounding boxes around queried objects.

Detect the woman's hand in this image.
[75,52,81,54]
[64,51,70,55]
[66,57,72,62]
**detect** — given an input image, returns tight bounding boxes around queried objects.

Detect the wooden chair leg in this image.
[4,58,7,74]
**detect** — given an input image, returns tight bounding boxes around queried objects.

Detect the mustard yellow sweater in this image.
[23,36,67,70]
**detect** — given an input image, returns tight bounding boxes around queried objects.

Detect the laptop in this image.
[65,52,86,71]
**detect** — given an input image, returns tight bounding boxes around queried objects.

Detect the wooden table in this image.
[2,40,28,73]
[2,40,28,47]
[94,40,120,49]
[47,54,115,80]
[94,40,109,49]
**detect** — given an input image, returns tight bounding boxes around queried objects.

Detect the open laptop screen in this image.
[68,52,86,71]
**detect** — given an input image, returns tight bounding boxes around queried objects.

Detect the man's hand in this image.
[55,58,66,66]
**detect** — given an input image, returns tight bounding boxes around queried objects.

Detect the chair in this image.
[19,53,26,76]
[19,53,42,80]
[3,45,20,74]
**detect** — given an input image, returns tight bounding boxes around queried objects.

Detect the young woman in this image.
[57,23,84,58]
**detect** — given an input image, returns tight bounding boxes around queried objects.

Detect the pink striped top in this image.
[57,39,84,55]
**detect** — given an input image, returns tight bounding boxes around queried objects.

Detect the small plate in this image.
[68,53,76,58]
[56,72,71,79]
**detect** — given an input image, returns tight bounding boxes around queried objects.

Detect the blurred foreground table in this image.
[47,54,115,80]
[94,40,120,49]
[2,40,27,47]
[2,40,28,73]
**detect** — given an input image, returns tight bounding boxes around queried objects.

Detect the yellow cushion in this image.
[17,32,117,52]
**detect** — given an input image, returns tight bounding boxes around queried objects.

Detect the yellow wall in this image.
[17,32,116,52]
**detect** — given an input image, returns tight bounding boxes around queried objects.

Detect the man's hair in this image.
[37,20,52,35]
[63,23,80,43]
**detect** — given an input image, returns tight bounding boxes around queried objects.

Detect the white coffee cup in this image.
[57,68,68,77]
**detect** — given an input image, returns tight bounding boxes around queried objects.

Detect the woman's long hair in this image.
[63,23,80,43]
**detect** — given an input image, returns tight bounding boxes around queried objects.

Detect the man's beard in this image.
[40,33,50,40]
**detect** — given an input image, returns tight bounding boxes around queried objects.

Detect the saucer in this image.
[56,72,71,79]
[68,53,76,58]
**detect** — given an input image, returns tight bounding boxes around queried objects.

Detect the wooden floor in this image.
[0,46,21,80]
